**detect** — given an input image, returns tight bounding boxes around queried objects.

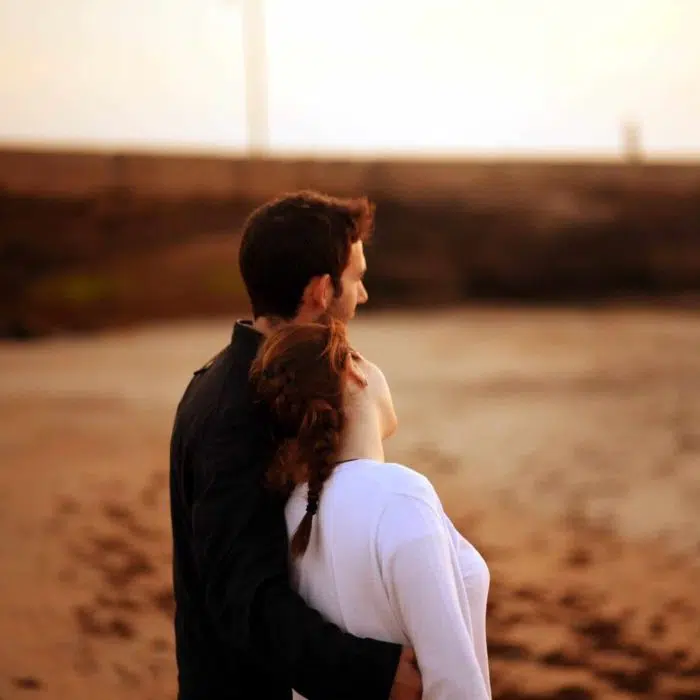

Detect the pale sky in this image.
[0,0,699,156]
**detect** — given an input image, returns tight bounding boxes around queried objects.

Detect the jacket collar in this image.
[231,319,264,361]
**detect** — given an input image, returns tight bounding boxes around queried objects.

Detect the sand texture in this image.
[0,308,698,699]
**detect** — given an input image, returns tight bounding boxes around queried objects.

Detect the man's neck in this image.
[252,315,286,337]
[253,310,320,337]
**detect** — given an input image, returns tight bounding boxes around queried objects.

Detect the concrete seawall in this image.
[2,147,699,336]
[2,147,700,203]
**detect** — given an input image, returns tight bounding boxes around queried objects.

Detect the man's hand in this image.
[389,647,422,700]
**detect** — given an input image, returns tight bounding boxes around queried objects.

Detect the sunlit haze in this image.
[0,0,699,156]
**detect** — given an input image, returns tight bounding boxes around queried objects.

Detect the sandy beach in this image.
[0,308,698,700]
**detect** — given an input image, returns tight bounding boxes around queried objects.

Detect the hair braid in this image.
[250,319,350,558]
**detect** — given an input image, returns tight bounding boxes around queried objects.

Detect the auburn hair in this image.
[250,317,352,557]
[239,190,374,320]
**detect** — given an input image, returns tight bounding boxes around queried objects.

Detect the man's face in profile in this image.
[328,241,369,323]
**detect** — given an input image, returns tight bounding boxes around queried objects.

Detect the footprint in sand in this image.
[12,676,43,690]
[49,470,175,684]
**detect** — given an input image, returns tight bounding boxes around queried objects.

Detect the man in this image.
[169,191,422,699]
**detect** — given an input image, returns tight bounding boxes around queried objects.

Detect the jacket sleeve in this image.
[190,415,402,700]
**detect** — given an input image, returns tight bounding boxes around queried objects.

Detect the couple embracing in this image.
[169,191,491,699]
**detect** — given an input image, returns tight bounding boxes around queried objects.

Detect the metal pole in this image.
[622,120,643,163]
[240,0,269,155]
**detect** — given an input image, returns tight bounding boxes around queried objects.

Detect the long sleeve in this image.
[443,516,492,697]
[189,413,402,700]
[377,494,491,700]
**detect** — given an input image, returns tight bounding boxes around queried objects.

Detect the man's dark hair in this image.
[238,190,374,320]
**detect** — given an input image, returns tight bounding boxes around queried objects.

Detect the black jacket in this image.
[169,321,402,699]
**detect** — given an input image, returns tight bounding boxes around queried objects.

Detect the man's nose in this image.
[359,282,369,304]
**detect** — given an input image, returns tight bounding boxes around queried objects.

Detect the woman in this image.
[251,318,491,700]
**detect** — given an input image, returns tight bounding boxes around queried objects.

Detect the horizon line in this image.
[1,139,700,165]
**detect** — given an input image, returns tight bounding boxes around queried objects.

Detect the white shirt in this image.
[286,459,491,700]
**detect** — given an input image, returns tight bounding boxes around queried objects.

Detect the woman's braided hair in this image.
[250,317,351,558]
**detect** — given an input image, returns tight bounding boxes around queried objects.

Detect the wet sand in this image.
[0,308,698,699]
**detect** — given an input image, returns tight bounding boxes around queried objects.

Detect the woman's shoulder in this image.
[369,463,448,555]
[371,462,441,510]
[324,459,442,516]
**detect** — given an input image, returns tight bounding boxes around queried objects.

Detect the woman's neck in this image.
[335,409,385,464]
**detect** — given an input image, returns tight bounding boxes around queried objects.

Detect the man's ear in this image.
[303,274,333,312]
[319,274,334,309]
